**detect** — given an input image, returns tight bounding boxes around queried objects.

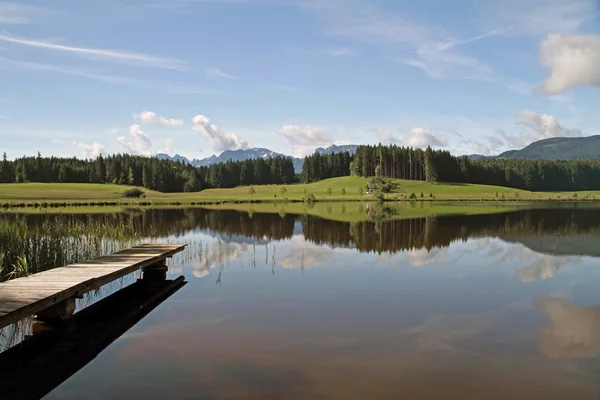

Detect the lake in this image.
[2,203,600,399]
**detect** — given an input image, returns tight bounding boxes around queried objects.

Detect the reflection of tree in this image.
[6,207,600,262]
[537,298,600,359]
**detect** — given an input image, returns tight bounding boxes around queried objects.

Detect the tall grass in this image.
[0,218,149,281]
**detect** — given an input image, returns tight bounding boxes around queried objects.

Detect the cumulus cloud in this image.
[517,110,582,139]
[135,110,183,127]
[537,34,600,94]
[117,124,153,156]
[74,141,106,159]
[380,128,447,148]
[278,124,332,157]
[192,115,249,153]
[476,111,583,155]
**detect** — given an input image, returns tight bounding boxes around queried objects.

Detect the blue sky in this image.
[1,0,599,160]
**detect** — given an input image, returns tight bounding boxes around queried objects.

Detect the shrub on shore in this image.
[122,188,145,198]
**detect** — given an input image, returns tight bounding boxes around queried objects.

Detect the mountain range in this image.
[156,144,358,172]
[468,135,600,161]
[157,135,600,172]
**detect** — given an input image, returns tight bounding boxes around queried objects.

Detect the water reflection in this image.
[537,298,600,359]
[3,206,600,398]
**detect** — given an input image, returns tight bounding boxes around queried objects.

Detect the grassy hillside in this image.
[1,176,600,205]
[498,135,600,160]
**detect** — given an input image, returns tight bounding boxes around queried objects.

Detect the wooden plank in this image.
[0,243,186,330]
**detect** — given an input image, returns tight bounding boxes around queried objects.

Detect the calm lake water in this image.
[3,204,600,399]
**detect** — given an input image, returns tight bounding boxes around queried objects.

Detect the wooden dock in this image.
[0,243,186,330]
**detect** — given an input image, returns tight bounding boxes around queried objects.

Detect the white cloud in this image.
[192,115,249,153]
[278,124,331,145]
[105,127,119,135]
[277,124,332,157]
[472,111,583,155]
[204,67,237,79]
[135,110,183,127]
[517,110,582,139]
[379,127,447,148]
[74,141,106,159]
[0,57,217,93]
[298,0,517,86]
[536,34,600,94]
[117,124,153,156]
[0,34,188,70]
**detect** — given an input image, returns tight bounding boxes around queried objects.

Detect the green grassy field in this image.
[1,177,599,206]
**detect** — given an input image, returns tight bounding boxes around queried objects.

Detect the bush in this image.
[373,190,385,202]
[409,192,417,200]
[382,182,393,193]
[122,188,145,198]
[370,176,383,184]
[305,193,316,203]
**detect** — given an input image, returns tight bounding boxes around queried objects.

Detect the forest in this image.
[305,145,600,192]
[3,144,600,193]
[0,152,296,192]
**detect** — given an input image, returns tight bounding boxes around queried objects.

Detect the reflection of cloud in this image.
[277,235,353,270]
[189,241,247,279]
[403,313,497,354]
[518,256,580,283]
[537,298,600,359]
[403,248,447,267]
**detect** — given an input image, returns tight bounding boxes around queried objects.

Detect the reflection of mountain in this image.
[537,298,600,359]
[517,255,580,283]
[507,236,600,258]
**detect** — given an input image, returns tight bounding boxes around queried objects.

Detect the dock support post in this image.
[36,298,76,324]
[142,260,168,282]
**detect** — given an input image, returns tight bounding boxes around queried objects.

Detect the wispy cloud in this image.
[204,67,238,79]
[0,2,42,24]
[480,0,598,38]
[293,0,539,92]
[0,57,218,94]
[0,33,189,70]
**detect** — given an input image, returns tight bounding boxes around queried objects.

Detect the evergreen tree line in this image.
[0,152,296,192]
[308,144,600,191]
[301,151,352,183]
[197,156,296,188]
